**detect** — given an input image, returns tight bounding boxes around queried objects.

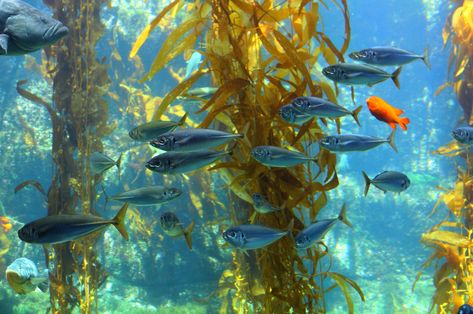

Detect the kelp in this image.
[132,0,360,312]
[416,2,473,311]
[14,0,113,312]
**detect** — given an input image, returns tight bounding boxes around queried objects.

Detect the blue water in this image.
[0,0,462,313]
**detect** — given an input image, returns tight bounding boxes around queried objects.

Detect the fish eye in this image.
[279,106,291,119]
[253,148,263,157]
[327,137,339,145]
[296,235,309,246]
[292,97,305,108]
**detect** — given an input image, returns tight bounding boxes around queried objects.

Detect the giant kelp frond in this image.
[441,0,473,123]
[418,2,473,311]
[132,0,358,312]
[417,163,473,312]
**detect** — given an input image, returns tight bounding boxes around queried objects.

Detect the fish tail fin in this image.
[101,184,109,211]
[399,117,410,131]
[115,153,122,181]
[352,105,362,126]
[387,129,398,152]
[391,67,402,90]
[184,220,195,250]
[423,47,431,69]
[238,122,250,139]
[286,219,295,239]
[362,171,371,197]
[338,204,352,228]
[113,203,129,241]
[178,112,189,126]
[225,141,238,156]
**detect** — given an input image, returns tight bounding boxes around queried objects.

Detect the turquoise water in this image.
[0,0,461,313]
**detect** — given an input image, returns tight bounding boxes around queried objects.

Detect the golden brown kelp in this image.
[415,1,473,312]
[14,0,111,312]
[132,0,362,312]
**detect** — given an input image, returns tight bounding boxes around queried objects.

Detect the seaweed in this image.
[132,0,361,312]
[415,1,473,312]
[13,0,112,312]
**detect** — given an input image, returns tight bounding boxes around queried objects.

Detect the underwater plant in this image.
[13,0,113,312]
[131,0,364,312]
[415,0,473,312]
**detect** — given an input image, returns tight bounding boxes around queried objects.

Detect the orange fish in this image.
[366,96,410,131]
[0,216,12,233]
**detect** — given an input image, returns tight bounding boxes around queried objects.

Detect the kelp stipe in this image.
[132,0,363,312]
[414,1,473,313]
[14,0,112,312]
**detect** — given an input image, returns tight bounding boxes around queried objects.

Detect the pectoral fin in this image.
[30,276,48,286]
[37,281,49,292]
[0,34,9,54]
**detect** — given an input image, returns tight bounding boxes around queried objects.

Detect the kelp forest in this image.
[130,0,366,312]
[131,0,365,313]
[416,0,473,313]
[7,0,366,312]
[1,0,471,313]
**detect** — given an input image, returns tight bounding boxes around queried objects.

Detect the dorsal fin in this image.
[394,107,404,115]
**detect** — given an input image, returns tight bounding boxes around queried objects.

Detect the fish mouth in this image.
[348,52,359,60]
[451,130,460,140]
[318,139,329,147]
[322,67,333,77]
[149,140,159,149]
[222,232,230,241]
[5,270,23,283]
[171,188,182,198]
[44,22,69,43]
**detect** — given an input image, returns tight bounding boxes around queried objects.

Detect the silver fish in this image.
[177,87,217,102]
[279,104,313,125]
[349,47,430,69]
[90,152,121,175]
[452,126,473,144]
[150,128,243,152]
[160,212,195,250]
[146,150,231,174]
[0,0,69,56]
[252,193,282,214]
[319,130,397,152]
[6,258,48,294]
[295,204,351,249]
[184,51,203,79]
[223,220,293,250]
[251,146,317,167]
[322,63,402,89]
[129,113,188,142]
[18,203,129,244]
[291,96,362,126]
[362,171,410,196]
[110,186,181,206]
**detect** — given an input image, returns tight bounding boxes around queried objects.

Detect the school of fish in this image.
[3,0,442,299]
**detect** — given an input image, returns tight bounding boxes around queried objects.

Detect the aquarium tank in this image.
[0,0,472,313]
